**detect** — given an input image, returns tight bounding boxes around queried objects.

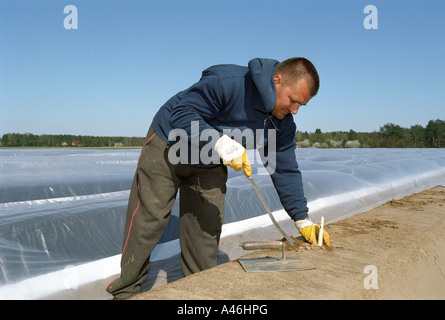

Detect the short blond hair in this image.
[275,57,320,97]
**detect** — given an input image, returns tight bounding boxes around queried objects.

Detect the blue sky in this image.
[1,0,444,137]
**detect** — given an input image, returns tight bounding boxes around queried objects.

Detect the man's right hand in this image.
[214,135,252,178]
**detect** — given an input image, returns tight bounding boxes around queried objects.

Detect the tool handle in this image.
[241,241,284,250]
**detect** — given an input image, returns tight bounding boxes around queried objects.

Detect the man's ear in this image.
[273,74,282,87]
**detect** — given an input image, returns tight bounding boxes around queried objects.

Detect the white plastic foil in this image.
[1,148,444,299]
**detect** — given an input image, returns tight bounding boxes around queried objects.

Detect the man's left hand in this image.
[295,219,331,246]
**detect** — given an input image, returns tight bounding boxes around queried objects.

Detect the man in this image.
[107,57,330,299]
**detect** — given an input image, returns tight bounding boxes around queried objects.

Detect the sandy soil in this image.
[131,186,445,300]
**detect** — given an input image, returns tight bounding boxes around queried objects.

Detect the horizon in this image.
[1,117,443,138]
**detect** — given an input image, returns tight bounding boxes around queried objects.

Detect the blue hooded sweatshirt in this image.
[152,58,309,222]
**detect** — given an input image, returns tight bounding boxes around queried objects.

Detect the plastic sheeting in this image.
[1,148,445,299]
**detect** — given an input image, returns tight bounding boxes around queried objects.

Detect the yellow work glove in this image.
[226,149,252,177]
[214,135,252,178]
[295,219,331,247]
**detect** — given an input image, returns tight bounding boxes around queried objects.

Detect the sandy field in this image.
[131,186,445,300]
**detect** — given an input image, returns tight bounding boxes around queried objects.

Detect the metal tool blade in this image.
[248,176,295,246]
[239,241,313,272]
[238,256,315,272]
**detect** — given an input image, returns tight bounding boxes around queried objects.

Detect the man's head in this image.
[271,57,319,120]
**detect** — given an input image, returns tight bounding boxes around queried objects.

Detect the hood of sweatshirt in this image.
[248,58,280,113]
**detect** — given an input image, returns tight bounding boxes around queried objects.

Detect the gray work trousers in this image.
[106,126,227,299]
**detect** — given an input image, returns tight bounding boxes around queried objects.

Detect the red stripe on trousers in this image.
[121,132,157,254]
[107,132,156,291]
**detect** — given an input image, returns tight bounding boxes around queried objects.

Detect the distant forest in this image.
[296,119,445,148]
[0,133,146,148]
[1,119,444,148]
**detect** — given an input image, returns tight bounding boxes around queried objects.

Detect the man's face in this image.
[271,75,312,120]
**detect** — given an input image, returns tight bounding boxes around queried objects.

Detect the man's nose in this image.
[290,105,300,115]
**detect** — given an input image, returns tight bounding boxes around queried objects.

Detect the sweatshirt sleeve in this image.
[267,116,309,221]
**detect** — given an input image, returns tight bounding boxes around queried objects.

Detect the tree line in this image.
[296,119,445,148]
[1,119,444,148]
[0,133,146,148]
